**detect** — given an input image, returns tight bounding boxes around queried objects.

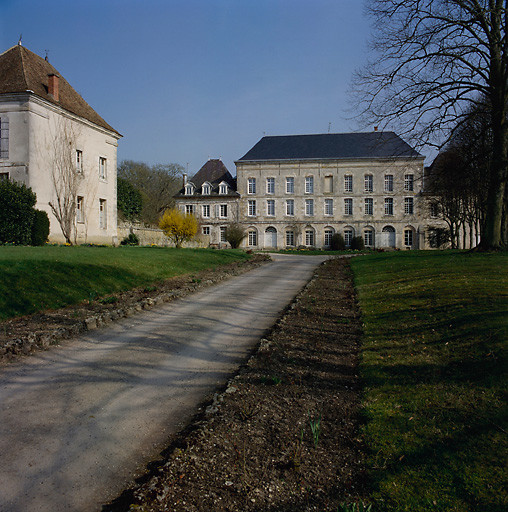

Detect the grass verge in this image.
[350,251,507,512]
[0,246,250,320]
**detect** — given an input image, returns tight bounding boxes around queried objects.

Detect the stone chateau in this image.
[176,132,431,250]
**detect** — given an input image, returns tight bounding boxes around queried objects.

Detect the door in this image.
[265,227,277,248]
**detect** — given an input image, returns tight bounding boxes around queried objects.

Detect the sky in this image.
[0,0,376,176]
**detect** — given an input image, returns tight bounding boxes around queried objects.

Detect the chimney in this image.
[374,126,378,132]
[183,173,188,186]
[48,74,59,101]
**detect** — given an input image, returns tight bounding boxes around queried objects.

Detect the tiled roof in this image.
[175,159,239,197]
[237,132,422,161]
[0,45,120,136]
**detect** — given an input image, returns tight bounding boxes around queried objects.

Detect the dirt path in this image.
[118,257,367,512]
[0,254,329,512]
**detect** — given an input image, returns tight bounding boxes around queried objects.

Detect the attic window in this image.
[219,183,228,195]
[0,117,9,159]
[202,183,211,195]
[185,183,194,195]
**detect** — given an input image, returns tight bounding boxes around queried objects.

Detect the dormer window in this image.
[184,183,194,195]
[219,182,228,195]
[202,182,211,195]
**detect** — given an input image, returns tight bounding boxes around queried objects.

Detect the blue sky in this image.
[0,0,374,175]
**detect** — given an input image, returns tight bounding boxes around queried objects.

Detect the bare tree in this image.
[354,0,508,249]
[48,119,83,244]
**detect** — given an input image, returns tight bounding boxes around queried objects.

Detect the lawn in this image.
[0,245,251,320]
[350,251,508,511]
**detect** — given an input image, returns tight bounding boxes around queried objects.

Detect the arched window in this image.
[364,227,374,247]
[184,183,194,195]
[305,228,315,247]
[202,182,211,195]
[324,227,334,247]
[404,226,415,248]
[248,229,258,246]
[344,227,354,247]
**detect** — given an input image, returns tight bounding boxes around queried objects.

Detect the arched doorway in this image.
[381,225,396,248]
[265,227,277,248]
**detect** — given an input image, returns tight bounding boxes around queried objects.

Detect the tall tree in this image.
[354,0,508,249]
[118,160,183,226]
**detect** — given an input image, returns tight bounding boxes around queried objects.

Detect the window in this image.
[344,198,353,215]
[220,226,227,242]
[219,204,228,218]
[324,175,333,193]
[344,175,353,192]
[364,174,373,192]
[430,202,440,218]
[184,183,194,195]
[364,229,374,247]
[404,174,414,191]
[185,204,194,215]
[219,183,228,194]
[0,117,9,159]
[266,177,275,194]
[267,199,275,216]
[202,226,210,236]
[76,196,84,223]
[286,176,294,194]
[305,229,315,246]
[305,176,314,194]
[324,229,334,247]
[248,230,257,246]
[99,157,107,179]
[286,199,294,216]
[76,150,83,173]
[286,230,295,246]
[305,198,314,216]
[0,172,9,181]
[202,204,210,218]
[384,174,394,192]
[384,197,394,215]
[344,228,353,247]
[404,229,414,247]
[324,198,333,216]
[365,198,373,215]
[248,200,256,216]
[248,178,256,194]
[99,199,107,229]
[202,183,211,195]
[404,197,414,215]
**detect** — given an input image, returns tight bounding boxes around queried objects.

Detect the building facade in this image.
[0,44,121,244]
[235,132,426,250]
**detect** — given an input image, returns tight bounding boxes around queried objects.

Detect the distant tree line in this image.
[117,160,183,226]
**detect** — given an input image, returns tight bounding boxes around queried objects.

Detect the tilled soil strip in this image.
[110,257,366,512]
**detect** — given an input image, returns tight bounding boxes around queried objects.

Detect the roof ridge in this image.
[18,46,29,91]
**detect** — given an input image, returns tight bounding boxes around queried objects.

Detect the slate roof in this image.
[175,159,239,197]
[0,44,120,136]
[237,132,422,162]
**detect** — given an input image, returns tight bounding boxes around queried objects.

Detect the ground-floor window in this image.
[99,199,107,229]
[404,228,413,247]
[220,226,227,242]
[344,228,353,247]
[76,196,84,223]
[202,226,210,236]
[305,229,315,246]
[248,230,257,246]
[364,228,374,247]
[286,230,295,246]
[324,228,334,247]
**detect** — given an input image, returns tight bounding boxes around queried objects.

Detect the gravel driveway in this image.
[0,254,329,512]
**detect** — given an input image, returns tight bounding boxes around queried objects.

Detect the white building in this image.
[235,132,427,250]
[0,43,121,244]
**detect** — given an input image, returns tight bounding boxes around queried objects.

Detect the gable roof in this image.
[237,132,422,162]
[175,159,239,197]
[0,44,120,136]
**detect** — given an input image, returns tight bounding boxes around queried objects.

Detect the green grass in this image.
[350,251,508,512]
[0,246,250,320]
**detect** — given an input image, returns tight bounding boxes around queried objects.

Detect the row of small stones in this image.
[0,266,255,361]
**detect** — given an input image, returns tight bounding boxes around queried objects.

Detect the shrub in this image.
[225,223,246,248]
[0,179,36,244]
[120,233,140,246]
[351,236,365,250]
[159,208,198,248]
[331,233,346,250]
[427,227,450,248]
[31,210,50,246]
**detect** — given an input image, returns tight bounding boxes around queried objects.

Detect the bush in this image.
[120,233,140,246]
[427,227,450,248]
[225,223,246,248]
[351,236,365,251]
[0,179,37,245]
[331,233,346,250]
[31,210,50,246]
